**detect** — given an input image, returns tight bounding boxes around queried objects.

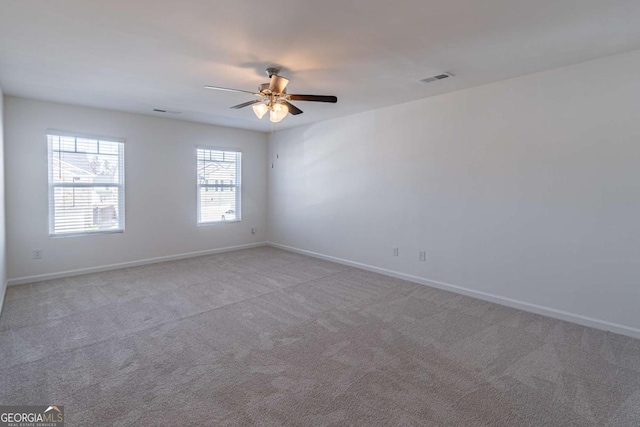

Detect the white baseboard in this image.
[7,242,267,286]
[268,242,640,340]
[0,280,6,319]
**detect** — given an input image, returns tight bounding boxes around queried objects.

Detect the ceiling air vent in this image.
[420,72,453,84]
[153,109,182,115]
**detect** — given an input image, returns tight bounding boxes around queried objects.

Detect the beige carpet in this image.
[1,247,639,426]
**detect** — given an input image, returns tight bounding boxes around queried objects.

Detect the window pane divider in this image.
[51,182,122,188]
[198,184,239,188]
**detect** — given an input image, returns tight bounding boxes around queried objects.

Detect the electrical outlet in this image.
[392,247,399,257]
[419,251,426,262]
[251,226,257,235]
[33,249,43,260]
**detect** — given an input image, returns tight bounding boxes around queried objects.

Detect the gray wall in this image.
[268,49,640,335]
[4,97,268,282]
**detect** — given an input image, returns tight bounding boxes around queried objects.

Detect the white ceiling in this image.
[2,0,640,133]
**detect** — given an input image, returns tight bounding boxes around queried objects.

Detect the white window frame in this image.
[197,146,242,225]
[47,130,125,237]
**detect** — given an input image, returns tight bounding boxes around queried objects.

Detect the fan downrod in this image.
[266,67,280,78]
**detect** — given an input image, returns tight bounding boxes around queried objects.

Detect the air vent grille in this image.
[153,109,182,115]
[420,73,453,84]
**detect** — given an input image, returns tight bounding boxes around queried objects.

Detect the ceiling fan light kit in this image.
[252,103,269,119]
[205,67,338,123]
[269,102,289,123]
[251,98,290,123]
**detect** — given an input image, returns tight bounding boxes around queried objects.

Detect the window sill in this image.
[197,220,242,226]
[50,229,124,238]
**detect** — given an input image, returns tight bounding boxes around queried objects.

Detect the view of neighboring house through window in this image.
[197,147,242,224]
[47,131,125,236]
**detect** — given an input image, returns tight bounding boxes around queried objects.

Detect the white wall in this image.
[5,97,268,282]
[268,49,640,334]
[0,88,7,313]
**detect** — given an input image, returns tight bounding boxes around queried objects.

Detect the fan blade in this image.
[269,75,289,94]
[282,101,303,115]
[204,85,260,96]
[288,94,337,103]
[231,99,263,109]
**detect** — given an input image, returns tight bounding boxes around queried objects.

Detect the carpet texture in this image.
[1,247,640,426]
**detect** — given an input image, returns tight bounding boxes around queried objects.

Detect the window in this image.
[47,131,125,236]
[197,147,242,224]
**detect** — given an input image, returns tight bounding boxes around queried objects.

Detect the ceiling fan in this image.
[205,67,338,123]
